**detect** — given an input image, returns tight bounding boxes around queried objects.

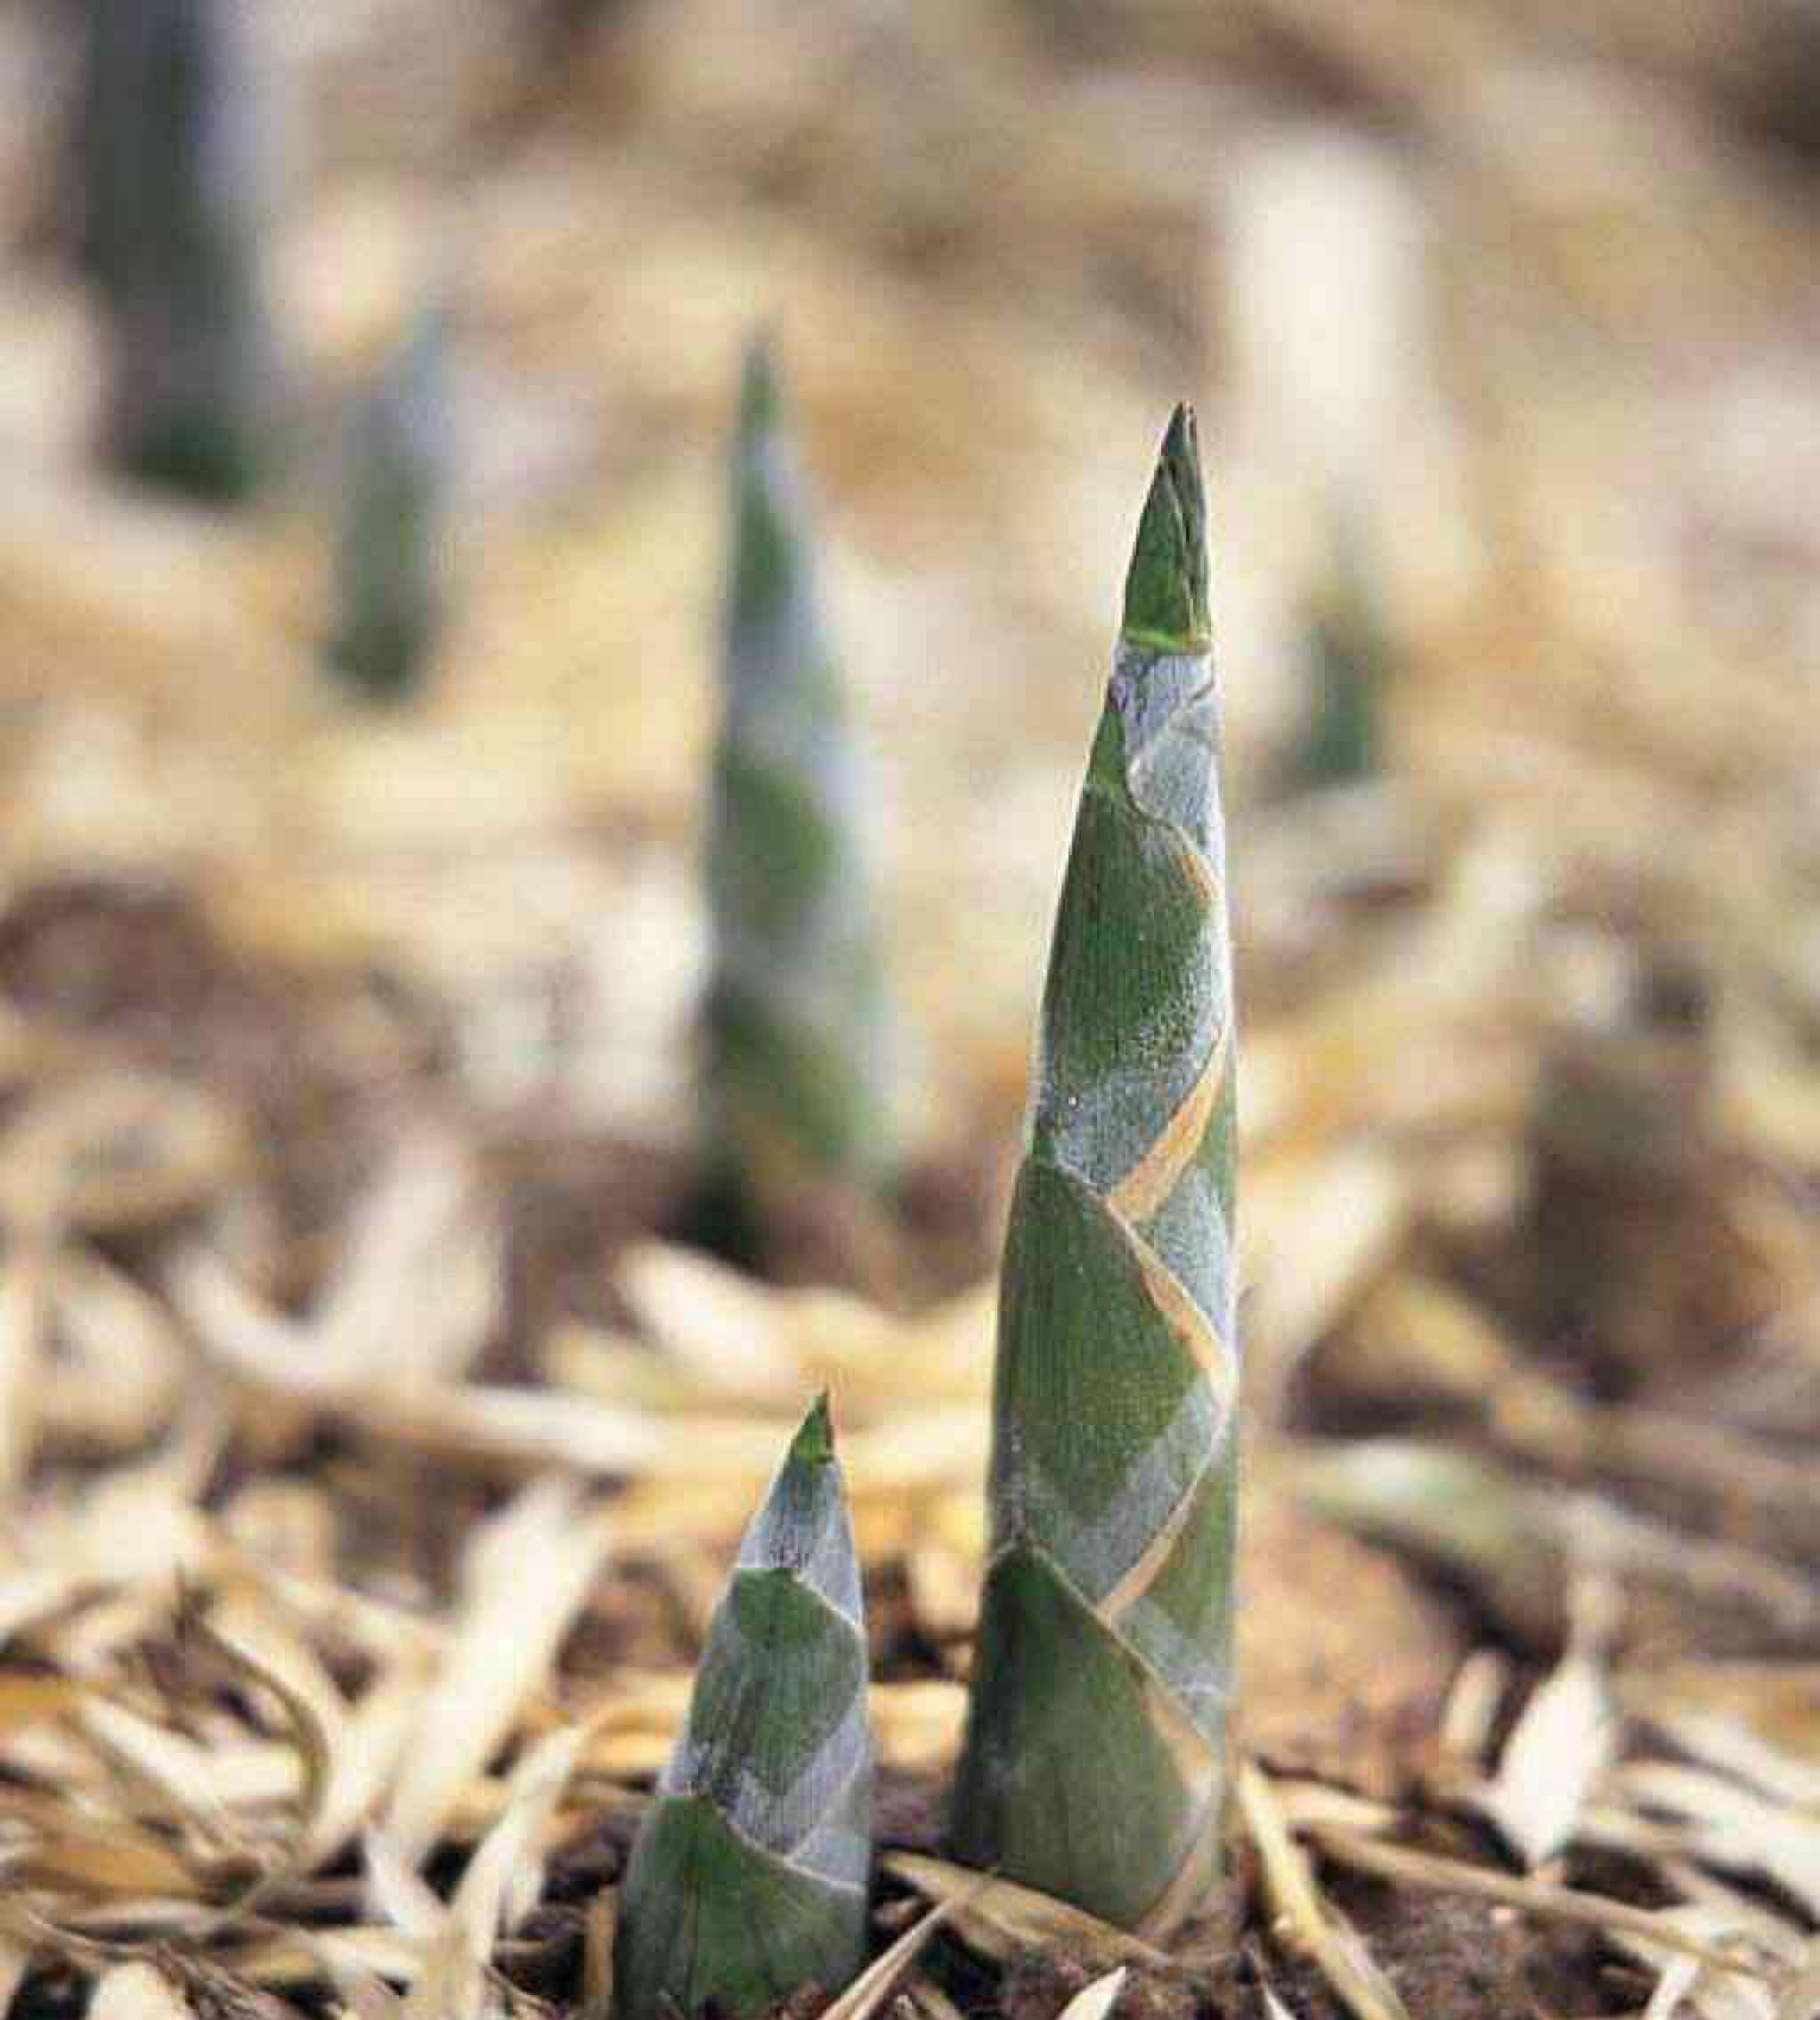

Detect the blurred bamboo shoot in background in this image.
[699,337,896,1257]
[78,0,278,501]
[327,296,457,705]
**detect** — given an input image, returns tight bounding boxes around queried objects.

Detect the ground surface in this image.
[1,4,1818,2017]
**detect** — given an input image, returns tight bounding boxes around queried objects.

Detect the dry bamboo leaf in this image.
[1439,1649,1511,1763]
[1236,1762,1412,2020]
[0,1002,82,1098]
[239,1925,434,1992]
[183,1601,334,1849]
[1613,1901,1784,2020]
[383,1479,609,1867]
[540,1322,716,1413]
[77,1696,240,1847]
[1619,1666,1820,1769]
[1774,1951,1820,2020]
[12,1820,204,1897]
[1054,1968,1128,2020]
[449,1722,586,1943]
[0,1733,93,1812]
[580,1890,614,2020]
[1658,1860,1806,1953]
[166,1247,321,1395]
[88,1961,195,2020]
[0,1671,80,1732]
[1243,827,1546,1148]
[1304,1823,1771,1977]
[0,1936,28,2016]
[312,1128,500,1384]
[1722,1021,1820,1173]
[307,1666,429,1872]
[1342,1272,1553,1431]
[842,1407,990,1494]
[170,1129,497,1405]
[1268,1780,1401,1837]
[882,1855,1172,1972]
[41,1248,185,1454]
[906,1971,968,2020]
[1644,1705,1820,1813]
[570,1666,688,1730]
[0,1072,241,1234]
[51,1592,186,1678]
[1284,1438,1819,1645]
[400,1917,484,2020]
[1610,1762,1820,1919]
[0,1566,89,1647]
[818,1886,987,2020]
[301,1936,410,2020]
[1640,1955,1728,2020]
[1476,1648,1615,1868]
[48,1423,222,1594]
[0,1244,49,1493]
[615,1242,809,1400]
[150,1737,298,1813]
[176,1214,793,1483]
[607,1245,995,1419]
[1246,1147,1412,1380]
[581,1731,669,1782]
[226,1558,441,1671]
[345,1382,686,1477]
[364,1827,445,1939]
[1643,1953,1726,2020]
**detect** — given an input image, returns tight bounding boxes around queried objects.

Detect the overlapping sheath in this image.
[950,407,1239,1936]
[613,1398,874,2020]
[79,0,274,501]
[704,338,892,1199]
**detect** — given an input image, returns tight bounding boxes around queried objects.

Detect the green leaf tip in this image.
[792,1390,836,1467]
[1121,403,1211,654]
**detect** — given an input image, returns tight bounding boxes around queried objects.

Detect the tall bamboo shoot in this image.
[951,407,1239,1935]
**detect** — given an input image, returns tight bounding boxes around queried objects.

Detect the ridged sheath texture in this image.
[328,297,455,705]
[950,406,1239,1936]
[78,0,274,501]
[613,1398,875,2020]
[704,336,893,1204]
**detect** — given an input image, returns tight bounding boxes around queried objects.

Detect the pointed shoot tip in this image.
[1121,403,1211,654]
[791,1389,836,1466]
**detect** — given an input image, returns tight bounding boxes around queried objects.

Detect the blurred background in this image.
[3,0,1816,1164]
[1,2,1819,2010]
